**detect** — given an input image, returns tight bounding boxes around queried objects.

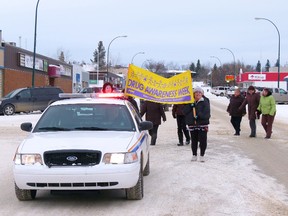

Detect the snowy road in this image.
[0,94,288,216]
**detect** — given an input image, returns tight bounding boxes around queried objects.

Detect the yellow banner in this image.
[125,64,194,104]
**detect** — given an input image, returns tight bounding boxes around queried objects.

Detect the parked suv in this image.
[211,86,230,96]
[78,87,102,93]
[0,87,63,115]
[255,87,288,104]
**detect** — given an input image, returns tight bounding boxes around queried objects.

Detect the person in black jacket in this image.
[182,87,210,162]
[227,89,246,135]
[121,89,139,112]
[172,104,190,146]
[140,101,166,145]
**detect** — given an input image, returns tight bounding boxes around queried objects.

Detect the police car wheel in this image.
[15,183,37,201]
[126,160,144,200]
[143,154,150,176]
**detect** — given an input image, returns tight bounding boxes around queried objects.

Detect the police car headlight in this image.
[14,154,43,165]
[103,152,138,164]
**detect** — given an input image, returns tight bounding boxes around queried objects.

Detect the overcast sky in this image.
[1,0,288,69]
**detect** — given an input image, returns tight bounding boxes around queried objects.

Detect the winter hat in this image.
[248,86,255,91]
[263,88,272,96]
[193,87,204,94]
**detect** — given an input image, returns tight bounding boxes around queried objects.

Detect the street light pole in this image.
[220,47,236,86]
[210,56,222,66]
[32,0,40,88]
[210,56,222,88]
[131,52,145,64]
[255,17,281,88]
[106,35,127,82]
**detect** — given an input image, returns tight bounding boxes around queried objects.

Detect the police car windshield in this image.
[34,104,136,132]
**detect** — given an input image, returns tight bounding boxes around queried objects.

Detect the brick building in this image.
[0,34,73,97]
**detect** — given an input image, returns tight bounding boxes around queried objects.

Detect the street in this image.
[0,95,288,216]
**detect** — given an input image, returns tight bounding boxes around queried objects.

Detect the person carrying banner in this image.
[182,87,211,162]
[122,89,139,112]
[140,101,166,145]
[172,104,190,146]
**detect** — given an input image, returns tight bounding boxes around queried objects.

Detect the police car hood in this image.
[19,131,137,153]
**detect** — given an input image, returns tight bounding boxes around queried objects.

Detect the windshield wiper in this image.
[38,127,71,131]
[74,127,109,131]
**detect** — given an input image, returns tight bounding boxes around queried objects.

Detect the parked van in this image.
[255,87,288,104]
[0,87,63,115]
[211,86,230,96]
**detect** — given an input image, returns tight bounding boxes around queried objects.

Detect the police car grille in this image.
[44,150,101,167]
[26,182,118,188]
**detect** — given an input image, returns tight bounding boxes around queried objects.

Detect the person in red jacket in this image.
[140,101,166,145]
[172,104,190,146]
[239,86,260,137]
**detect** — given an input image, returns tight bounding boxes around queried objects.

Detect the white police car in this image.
[13,93,153,200]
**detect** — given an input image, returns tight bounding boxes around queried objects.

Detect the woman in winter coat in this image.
[140,101,166,145]
[257,88,276,139]
[239,86,260,137]
[227,89,246,135]
[182,87,210,162]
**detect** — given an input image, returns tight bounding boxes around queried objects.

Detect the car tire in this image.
[126,160,144,200]
[15,183,37,201]
[143,154,150,176]
[220,92,224,97]
[3,104,15,115]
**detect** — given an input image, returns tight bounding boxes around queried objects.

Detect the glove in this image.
[256,110,261,119]
[194,115,198,120]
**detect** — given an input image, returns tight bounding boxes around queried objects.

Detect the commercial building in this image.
[0,30,74,97]
[237,68,288,91]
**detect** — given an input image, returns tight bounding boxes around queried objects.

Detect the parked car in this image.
[0,87,63,115]
[226,87,248,98]
[78,87,102,93]
[13,93,153,200]
[211,86,230,97]
[225,87,236,98]
[255,87,288,104]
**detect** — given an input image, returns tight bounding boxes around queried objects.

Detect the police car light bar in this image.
[59,93,88,98]
[59,93,125,99]
[96,93,125,98]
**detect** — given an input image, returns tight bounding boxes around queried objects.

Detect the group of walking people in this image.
[136,86,211,162]
[103,81,276,163]
[227,85,276,139]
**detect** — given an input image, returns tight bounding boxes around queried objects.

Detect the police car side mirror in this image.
[21,122,33,132]
[139,121,153,131]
